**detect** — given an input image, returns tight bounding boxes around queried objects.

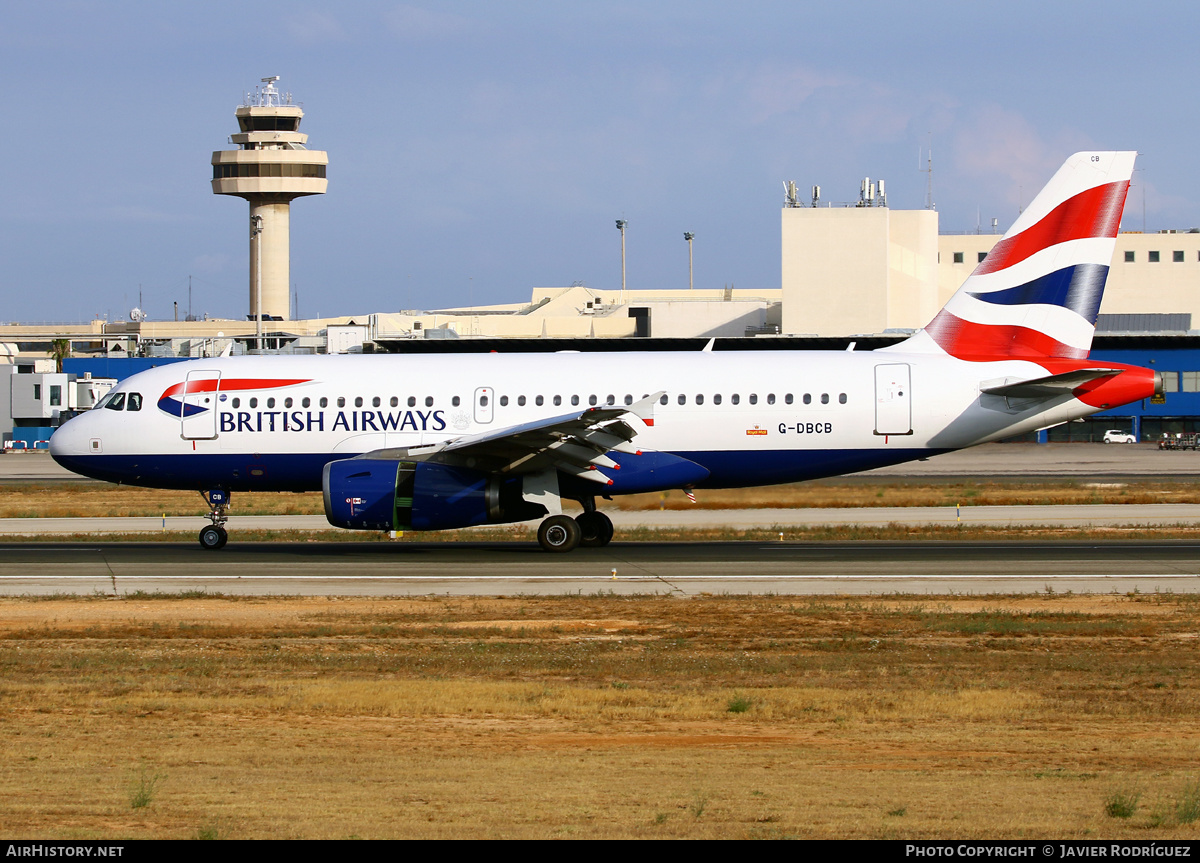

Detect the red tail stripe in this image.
[974,181,1129,276]
[926,311,1087,360]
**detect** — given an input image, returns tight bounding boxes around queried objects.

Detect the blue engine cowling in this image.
[323,458,545,532]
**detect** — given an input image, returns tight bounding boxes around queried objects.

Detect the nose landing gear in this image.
[198,489,230,550]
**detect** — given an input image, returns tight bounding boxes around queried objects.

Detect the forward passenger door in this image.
[181,370,221,440]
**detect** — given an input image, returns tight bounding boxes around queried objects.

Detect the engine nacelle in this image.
[323,458,545,532]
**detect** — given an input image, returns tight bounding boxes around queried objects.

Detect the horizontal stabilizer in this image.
[981,368,1118,399]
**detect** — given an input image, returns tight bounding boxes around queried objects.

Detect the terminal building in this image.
[3,79,1200,446]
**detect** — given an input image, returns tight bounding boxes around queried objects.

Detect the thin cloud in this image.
[382,4,476,41]
[284,9,349,45]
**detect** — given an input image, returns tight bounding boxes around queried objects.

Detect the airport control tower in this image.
[211,77,328,323]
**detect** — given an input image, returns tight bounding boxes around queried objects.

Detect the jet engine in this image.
[323,458,546,532]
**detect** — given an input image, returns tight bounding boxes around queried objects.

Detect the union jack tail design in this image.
[897,151,1135,360]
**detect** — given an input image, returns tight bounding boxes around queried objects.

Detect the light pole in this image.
[683,232,695,290]
[251,214,263,352]
[615,219,627,299]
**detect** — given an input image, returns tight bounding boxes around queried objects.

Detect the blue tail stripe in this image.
[967,263,1108,323]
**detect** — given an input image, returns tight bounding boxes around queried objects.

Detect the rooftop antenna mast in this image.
[920,137,935,210]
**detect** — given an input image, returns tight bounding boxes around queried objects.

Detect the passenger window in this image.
[624,394,633,405]
[285,397,293,408]
[767,393,775,405]
[677,394,686,405]
[269,398,277,408]
[302,397,310,408]
[105,393,126,411]
[713,394,722,405]
[500,396,509,406]
[588,395,598,406]
[390,397,398,407]
[785,394,793,405]
[251,397,259,408]
[749,394,758,405]
[372,397,380,407]
[425,396,433,407]
[336,397,344,408]
[452,396,461,407]
[606,394,615,405]
[232,397,241,408]
[408,397,416,407]
[821,393,830,404]
[480,395,489,407]
[696,394,704,405]
[518,395,526,406]
[319,397,328,408]
[555,395,563,406]
[536,395,544,406]
[571,395,579,406]
[352,397,361,408]
[127,393,142,412]
[803,394,812,405]
[839,393,847,404]
[659,394,668,405]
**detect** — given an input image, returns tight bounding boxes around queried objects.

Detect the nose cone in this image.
[49,414,95,476]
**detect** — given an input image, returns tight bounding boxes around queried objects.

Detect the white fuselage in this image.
[49,350,1116,493]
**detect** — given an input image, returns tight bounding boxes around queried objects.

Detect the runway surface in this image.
[5,539,1199,596]
[7,444,1200,596]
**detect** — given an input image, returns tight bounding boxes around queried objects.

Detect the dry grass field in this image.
[4,478,1200,519]
[3,593,1200,839]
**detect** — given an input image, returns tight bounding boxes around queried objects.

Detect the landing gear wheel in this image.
[538,514,582,553]
[576,511,614,547]
[199,525,228,550]
[199,489,231,550]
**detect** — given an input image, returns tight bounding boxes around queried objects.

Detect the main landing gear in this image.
[576,511,614,548]
[198,489,230,550]
[536,500,615,553]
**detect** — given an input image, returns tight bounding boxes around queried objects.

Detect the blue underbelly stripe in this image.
[53,447,946,493]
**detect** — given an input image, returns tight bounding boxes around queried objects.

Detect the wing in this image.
[354,391,664,486]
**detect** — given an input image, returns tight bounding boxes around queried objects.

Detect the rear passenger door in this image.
[874,364,912,436]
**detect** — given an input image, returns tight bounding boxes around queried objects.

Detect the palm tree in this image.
[50,339,70,374]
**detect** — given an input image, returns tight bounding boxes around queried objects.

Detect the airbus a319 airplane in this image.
[50,151,1161,552]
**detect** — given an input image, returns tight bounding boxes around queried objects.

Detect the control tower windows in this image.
[213,163,326,179]
[238,116,301,133]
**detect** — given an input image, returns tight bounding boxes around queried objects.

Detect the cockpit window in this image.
[105,393,126,411]
[126,393,142,412]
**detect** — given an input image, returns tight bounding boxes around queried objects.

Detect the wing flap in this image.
[351,391,665,480]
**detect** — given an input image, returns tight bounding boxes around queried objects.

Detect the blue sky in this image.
[1,1,1195,323]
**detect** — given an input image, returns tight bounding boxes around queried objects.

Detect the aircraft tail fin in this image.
[889,151,1135,360]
